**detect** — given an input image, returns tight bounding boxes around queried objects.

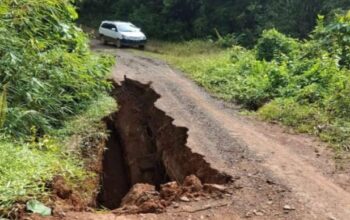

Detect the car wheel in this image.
[115,39,122,48]
[102,36,108,45]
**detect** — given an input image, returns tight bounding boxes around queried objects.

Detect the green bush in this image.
[281,55,339,101]
[0,0,114,136]
[193,46,289,109]
[228,57,276,109]
[313,12,350,68]
[256,29,299,62]
[325,76,350,118]
[215,33,238,48]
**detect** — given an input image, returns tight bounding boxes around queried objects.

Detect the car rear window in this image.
[101,23,117,30]
[101,23,110,29]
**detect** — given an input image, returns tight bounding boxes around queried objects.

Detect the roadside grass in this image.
[0,139,87,213]
[0,94,117,215]
[145,40,222,57]
[138,40,233,100]
[54,95,117,139]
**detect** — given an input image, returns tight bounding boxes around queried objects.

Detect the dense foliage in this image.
[255,29,299,62]
[148,11,350,151]
[0,0,114,136]
[77,0,350,44]
[0,0,117,214]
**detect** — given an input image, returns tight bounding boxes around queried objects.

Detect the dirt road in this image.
[102,47,350,220]
[39,41,349,220]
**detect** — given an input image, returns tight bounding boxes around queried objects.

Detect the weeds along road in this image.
[92,41,350,219]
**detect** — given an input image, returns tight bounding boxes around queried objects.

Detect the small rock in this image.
[283,205,295,211]
[56,211,66,218]
[267,201,273,205]
[204,184,227,193]
[183,175,203,192]
[115,183,165,214]
[160,181,181,201]
[327,214,337,220]
[217,194,224,199]
[232,176,241,181]
[245,211,253,218]
[121,184,156,206]
[172,202,180,208]
[234,184,243,190]
[266,179,275,185]
[200,215,205,219]
[180,196,191,202]
[255,211,264,216]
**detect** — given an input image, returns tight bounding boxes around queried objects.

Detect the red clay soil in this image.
[29,175,236,220]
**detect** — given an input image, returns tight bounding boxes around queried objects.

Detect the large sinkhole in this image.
[97,78,231,209]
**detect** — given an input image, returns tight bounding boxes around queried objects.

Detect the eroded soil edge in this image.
[98,78,231,211]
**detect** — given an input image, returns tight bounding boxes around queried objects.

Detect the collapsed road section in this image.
[97,78,232,210]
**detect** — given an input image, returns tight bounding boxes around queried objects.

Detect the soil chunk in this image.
[115,184,165,214]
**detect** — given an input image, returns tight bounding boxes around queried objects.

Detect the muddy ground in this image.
[31,41,350,220]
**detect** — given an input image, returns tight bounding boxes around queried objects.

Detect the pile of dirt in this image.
[113,175,230,215]
[47,176,87,216]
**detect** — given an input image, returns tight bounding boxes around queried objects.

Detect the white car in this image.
[98,21,147,49]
